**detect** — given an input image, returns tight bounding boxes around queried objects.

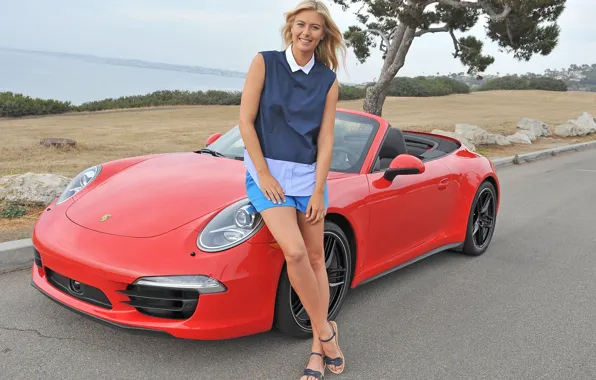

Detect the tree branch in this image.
[436,0,512,22]
[362,28,392,51]
[415,25,450,37]
[449,28,472,58]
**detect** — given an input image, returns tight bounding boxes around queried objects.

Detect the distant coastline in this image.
[0,46,248,79]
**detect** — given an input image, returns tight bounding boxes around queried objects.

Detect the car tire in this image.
[460,181,498,256]
[272,220,353,339]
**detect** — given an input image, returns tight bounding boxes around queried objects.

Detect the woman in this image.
[238,1,347,379]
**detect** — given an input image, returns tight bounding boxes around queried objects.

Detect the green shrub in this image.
[528,77,567,91]
[478,75,567,92]
[0,204,27,219]
[0,92,72,117]
[386,76,470,97]
[73,89,243,112]
[338,85,366,100]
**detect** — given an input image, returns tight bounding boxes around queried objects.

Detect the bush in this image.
[74,90,242,112]
[386,76,470,97]
[0,92,72,117]
[338,85,366,100]
[478,75,567,92]
[528,77,568,91]
[0,204,27,219]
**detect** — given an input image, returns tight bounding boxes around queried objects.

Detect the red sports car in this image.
[30,108,500,340]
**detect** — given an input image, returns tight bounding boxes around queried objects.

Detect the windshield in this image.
[206,111,379,173]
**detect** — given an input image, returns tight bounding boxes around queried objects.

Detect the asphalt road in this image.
[2,148,596,380]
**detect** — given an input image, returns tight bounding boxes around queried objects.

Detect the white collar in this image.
[285,44,315,74]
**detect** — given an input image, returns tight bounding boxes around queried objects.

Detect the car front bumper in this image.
[30,207,285,341]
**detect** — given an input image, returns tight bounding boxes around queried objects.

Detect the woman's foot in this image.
[300,350,326,380]
[319,321,345,374]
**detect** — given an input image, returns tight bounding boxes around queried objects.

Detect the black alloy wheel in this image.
[461,181,498,256]
[273,221,352,338]
[472,187,496,248]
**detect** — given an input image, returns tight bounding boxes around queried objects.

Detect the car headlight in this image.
[56,165,102,205]
[197,198,263,252]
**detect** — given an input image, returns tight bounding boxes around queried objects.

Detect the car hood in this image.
[66,153,250,238]
[66,153,349,238]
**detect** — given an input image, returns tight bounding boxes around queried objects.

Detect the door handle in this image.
[438,178,449,190]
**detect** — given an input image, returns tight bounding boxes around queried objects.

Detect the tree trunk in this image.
[363,25,417,117]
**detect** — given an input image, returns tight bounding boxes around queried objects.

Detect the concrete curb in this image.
[0,238,32,274]
[491,140,596,169]
[1,139,595,274]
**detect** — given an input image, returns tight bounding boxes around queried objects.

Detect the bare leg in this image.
[296,211,329,378]
[297,211,343,374]
[259,207,332,379]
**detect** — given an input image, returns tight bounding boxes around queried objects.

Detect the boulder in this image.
[554,120,592,137]
[431,129,476,152]
[517,129,537,142]
[40,138,77,148]
[575,112,596,134]
[0,173,70,206]
[506,132,532,145]
[454,124,511,146]
[517,118,551,137]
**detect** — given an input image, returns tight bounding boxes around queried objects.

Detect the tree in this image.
[332,0,566,116]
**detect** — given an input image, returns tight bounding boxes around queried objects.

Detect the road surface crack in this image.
[0,325,133,354]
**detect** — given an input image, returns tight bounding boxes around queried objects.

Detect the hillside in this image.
[444,63,596,92]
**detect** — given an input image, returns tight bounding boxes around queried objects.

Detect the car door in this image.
[364,158,453,270]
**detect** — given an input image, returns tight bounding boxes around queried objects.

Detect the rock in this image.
[506,131,533,144]
[454,124,511,146]
[517,118,551,137]
[517,129,537,142]
[431,129,476,152]
[575,112,596,134]
[0,173,70,206]
[40,138,77,148]
[554,120,592,137]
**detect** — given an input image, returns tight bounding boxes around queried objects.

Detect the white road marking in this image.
[574,169,596,172]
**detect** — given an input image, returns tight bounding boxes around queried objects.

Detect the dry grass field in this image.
[2,90,596,178]
[1,89,596,241]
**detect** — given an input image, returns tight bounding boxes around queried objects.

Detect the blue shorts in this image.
[245,172,328,214]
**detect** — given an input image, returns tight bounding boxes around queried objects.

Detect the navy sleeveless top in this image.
[244,47,337,196]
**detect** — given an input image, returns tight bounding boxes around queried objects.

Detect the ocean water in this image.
[0,50,246,105]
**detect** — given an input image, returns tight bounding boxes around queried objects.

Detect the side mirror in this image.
[383,154,425,182]
[206,133,222,146]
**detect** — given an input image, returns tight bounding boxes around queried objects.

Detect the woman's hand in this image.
[305,191,326,224]
[259,173,286,204]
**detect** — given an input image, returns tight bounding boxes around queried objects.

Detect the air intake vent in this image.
[46,268,112,309]
[33,248,42,267]
[118,285,199,320]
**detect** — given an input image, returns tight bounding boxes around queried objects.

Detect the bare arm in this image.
[314,79,339,195]
[239,53,269,177]
[238,53,285,203]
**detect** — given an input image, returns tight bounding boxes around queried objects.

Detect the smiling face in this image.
[290,10,325,54]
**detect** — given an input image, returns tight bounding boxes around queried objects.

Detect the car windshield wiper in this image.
[198,148,227,158]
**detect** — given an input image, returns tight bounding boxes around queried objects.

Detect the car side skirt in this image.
[353,242,463,287]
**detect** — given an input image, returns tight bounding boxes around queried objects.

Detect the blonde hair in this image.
[281,0,347,73]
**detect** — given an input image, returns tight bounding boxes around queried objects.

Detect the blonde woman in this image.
[238,1,347,378]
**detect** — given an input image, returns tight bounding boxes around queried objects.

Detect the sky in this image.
[1,0,593,84]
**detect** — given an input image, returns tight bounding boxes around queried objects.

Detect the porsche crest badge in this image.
[100,214,112,222]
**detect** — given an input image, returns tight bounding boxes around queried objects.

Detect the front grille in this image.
[118,285,199,320]
[33,248,42,267]
[46,268,112,309]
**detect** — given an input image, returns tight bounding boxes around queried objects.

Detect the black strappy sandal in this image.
[302,352,325,379]
[319,321,345,374]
